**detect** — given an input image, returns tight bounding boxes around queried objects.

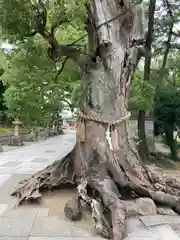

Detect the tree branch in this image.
[160,23,173,71]
[68,34,87,46]
[29,25,87,68]
[51,20,62,35]
[163,0,173,19]
[51,16,76,35]
[54,57,69,82]
[67,9,129,48]
[25,2,88,68]
[143,0,156,82]
[62,99,74,111]
[155,0,174,86]
[31,1,47,36]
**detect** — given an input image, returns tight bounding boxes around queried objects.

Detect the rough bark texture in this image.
[11,1,180,240]
[138,110,149,159]
[164,126,178,161]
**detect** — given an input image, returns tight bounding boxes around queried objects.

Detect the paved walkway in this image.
[0,133,180,239]
[0,133,75,175]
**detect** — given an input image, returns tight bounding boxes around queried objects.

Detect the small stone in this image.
[136,198,157,216]
[124,201,138,217]
[157,207,177,216]
[64,197,82,221]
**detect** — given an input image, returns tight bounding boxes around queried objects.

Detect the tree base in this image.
[11,147,180,240]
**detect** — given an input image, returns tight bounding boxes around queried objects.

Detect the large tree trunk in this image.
[164,125,178,161]
[138,110,149,159]
[11,1,180,240]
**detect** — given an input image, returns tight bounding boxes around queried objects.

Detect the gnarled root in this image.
[77,175,113,239]
[11,147,76,205]
[88,166,126,240]
[11,147,180,240]
[75,165,126,240]
[74,163,180,239]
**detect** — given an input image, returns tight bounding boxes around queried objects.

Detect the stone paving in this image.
[0,133,76,175]
[0,133,180,239]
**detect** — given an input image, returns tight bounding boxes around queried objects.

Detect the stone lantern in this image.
[8,118,24,146]
[13,118,22,136]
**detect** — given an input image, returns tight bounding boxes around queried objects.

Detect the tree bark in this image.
[153,0,174,150]
[138,111,149,159]
[11,1,180,240]
[164,125,178,161]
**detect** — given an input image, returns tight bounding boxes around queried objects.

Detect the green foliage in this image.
[0,0,87,43]
[154,86,180,128]
[128,71,155,111]
[0,0,35,41]
[166,52,180,87]
[48,0,87,27]
[2,0,179,133]
[2,40,81,126]
[0,127,13,134]
[154,86,180,160]
[0,0,86,127]
[70,80,82,108]
[0,50,6,115]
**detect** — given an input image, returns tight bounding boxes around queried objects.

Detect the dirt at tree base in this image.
[149,163,180,182]
[11,189,76,215]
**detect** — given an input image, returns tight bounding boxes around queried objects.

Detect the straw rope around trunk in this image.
[76,111,131,151]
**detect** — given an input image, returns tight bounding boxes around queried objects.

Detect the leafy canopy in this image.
[0,0,86,126]
[128,70,155,111]
[0,0,87,42]
[154,86,180,135]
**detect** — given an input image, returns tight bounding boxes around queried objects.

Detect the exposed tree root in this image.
[11,147,76,205]
[85,166,126,240]
[11,148,180,240]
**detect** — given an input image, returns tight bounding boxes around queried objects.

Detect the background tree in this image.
[137,0,180,158]
[128,69,155,150]
[0,49,8,124]
[154,86,180,160]
[153,52,180,160]
[129,70,154,117]
[2,38,81,128]
[137,0,156,159]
